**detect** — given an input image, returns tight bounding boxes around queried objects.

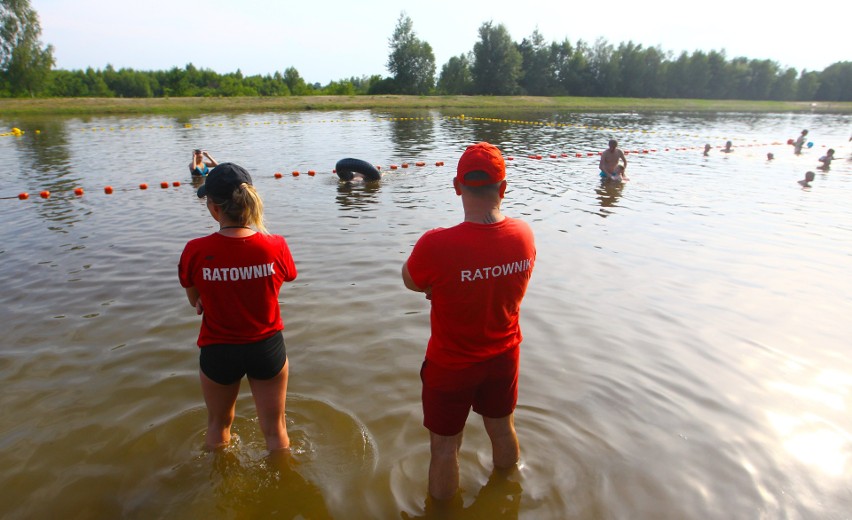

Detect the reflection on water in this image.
[335,179,382,211]
[208,450,331,519]
[402,467,523,520]
[594,180,625,216]
[1,109,851,519]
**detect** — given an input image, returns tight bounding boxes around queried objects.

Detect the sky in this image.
[33,0,849,85]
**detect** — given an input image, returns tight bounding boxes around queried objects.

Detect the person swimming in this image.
[793,130,808,155]
[599,139,628,181]
[798,171,816,188]
[189,149,218,176]
[818,149,835,169]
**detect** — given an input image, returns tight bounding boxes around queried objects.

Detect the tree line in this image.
[2,4,849,101]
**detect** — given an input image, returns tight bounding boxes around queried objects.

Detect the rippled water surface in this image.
[1,109,850,519]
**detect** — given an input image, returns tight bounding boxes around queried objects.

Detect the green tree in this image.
[283,66,308,95]
[437,54,473,94]
[770,67,797,101]
[815,61,852,101]
[796,70,820,100]
[589,38,617,96]
[387,12,435,95]
[517,29,554,95]
[560,39,595,96]
[1,0,54,96]
[471,21,521,95]
[705,50,730,99]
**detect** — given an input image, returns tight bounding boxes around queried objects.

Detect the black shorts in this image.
[199,331,287,385]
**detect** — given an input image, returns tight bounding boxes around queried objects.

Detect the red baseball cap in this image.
[456,142,506,187]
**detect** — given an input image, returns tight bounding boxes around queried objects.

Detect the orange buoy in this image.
[390,164,398,170]
[74,188,84,196]
[561,153,568,158]
[575,153,582,158]
[274,172,283,178]
[376,166,382,170]
[415,161,425,167]
[18,192,29,200]
[40,190,50,198]
[292,171,300,176]
[787,138,794,145]
[401,163,409,168]
[308,170,316,176]
[506,157,514,161]
[549,154,557,159]
[104,186,114,194]
[586,153,595,157]
[173,181,181,187]
[139,183,148,190]
[160,182,169,189]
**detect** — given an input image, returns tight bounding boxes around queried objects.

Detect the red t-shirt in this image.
[178,232,297,346]
[406,218,536,369]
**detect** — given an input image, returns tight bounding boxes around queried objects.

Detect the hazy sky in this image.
[33,0,848,84]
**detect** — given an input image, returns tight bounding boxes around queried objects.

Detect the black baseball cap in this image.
[197,162,253,199]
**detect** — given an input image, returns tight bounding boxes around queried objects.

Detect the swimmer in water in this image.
[704,144,712,156]
[767,152,774,161]
[798,171,815,188]
[721,141,733,153]
[599,139,628,181]
[190,149,218,176]
[818,149,835,170]
[793,130,808,155]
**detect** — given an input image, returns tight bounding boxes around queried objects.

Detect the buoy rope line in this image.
[4,116,837,200]
[4,139,809,202]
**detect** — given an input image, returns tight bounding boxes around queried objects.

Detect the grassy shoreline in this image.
[1,95,850,116]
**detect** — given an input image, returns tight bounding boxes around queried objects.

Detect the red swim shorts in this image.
[420,346,519,436]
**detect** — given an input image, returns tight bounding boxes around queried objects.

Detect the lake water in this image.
[1,109,850,519]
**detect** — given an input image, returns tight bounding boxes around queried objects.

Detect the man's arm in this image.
[619,150,628,168]
[402,261,433,299]
[402,262,422,292]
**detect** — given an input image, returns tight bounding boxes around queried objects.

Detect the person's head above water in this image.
[608,139,618,150]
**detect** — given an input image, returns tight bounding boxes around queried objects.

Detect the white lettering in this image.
[201,262,277,282]
[459,257,533,283]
